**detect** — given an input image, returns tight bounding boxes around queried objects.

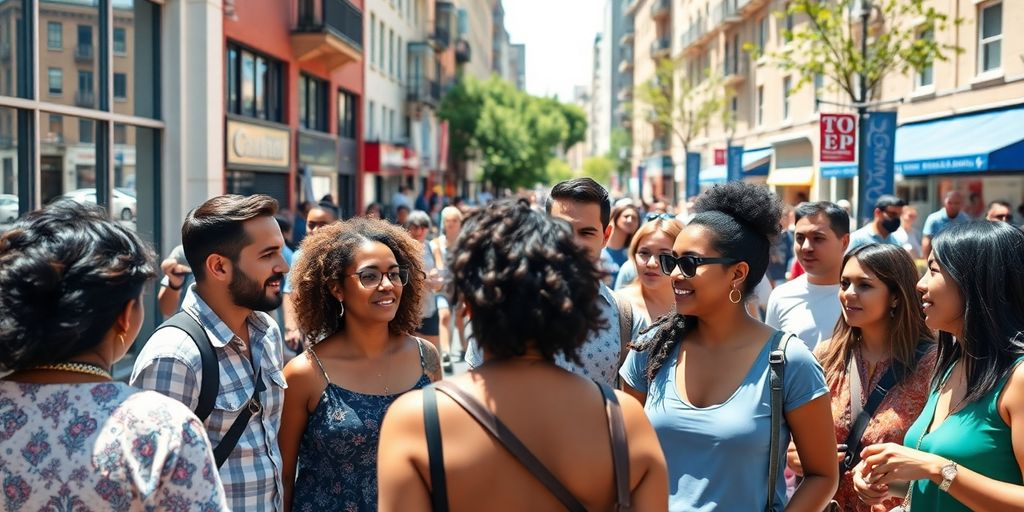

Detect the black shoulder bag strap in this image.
[212,364,264,468]
[156,312,218,421]
[767,331,792,512]
[840,341,932,473]
[424,386,450,512]
[434,380,588,512]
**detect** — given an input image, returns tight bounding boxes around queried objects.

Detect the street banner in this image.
[686,152,700,199]
[820,113,857,162]
[714,148,725,166]
[858,111,897,226]
[438,121,449,172]
[727,146,743,182]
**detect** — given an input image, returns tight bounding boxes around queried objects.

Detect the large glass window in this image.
[47,22,62,49]
[114,73,127,99]
[338,89,357,139]
[0,1,22,98]
[782,76,792,120]
[77,70,94,107]
[112,0,160,118]
[0,108,20,227]
[47,68,62,95]
[113,27,127,55]
[226,43,283,122]
[978,2,1002,74]
[40,114,97,205]
[370,13,376,68]
[299,74,328,132]
[916,28,934,88]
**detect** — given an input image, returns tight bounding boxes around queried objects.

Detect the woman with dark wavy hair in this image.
[0,201,228,510]
[377,199,668,511]
[620,182,838,511]
[278,217,441,512]
[854,221,1024,511]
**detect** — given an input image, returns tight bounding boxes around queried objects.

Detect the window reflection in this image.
[0,107,19,226]
[40,113,97,205]
[113,0,158,118]
[39,0,99,109]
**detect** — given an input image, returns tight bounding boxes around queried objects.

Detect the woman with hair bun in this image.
[0,201,228,510]
[620,182,839,511]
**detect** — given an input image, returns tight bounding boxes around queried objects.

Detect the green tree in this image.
[607,127,632,179]
[634,57,722,158]
[545,158,574,185]
[760,0,960,101]
[582,156,617,187]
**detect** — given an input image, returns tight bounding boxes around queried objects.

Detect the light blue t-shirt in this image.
[846,224,900,252]
[922,209,969,238]
[619,331,828,512]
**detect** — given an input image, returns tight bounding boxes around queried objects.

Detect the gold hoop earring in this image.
[729,288,742,304]
[338,300,345,319]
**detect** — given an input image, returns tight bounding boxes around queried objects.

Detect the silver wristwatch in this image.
[939,461,958,492]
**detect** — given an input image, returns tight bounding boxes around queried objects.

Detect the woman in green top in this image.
[852,221,1024,511]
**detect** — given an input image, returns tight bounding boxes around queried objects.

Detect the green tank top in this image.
[902,358,1024,511]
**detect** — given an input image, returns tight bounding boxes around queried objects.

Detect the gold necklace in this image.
[34,362,112,380]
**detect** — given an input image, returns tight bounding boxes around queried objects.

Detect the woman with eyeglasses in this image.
[853,221,1024,511]
[0,201,228,510]
[621,182,838,511]
[278,217,442,512]
[614,216,683,323]
[602,203,641,286]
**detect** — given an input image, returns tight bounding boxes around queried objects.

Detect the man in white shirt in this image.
[765,201,850,350]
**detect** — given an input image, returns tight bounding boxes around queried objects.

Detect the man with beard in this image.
[132,194,290,512]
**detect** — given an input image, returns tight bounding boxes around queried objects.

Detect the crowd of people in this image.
[1,178,1023,511]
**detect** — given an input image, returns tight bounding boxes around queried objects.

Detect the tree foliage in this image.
[544,158,574,185]
[439,75,589,190]
[582,156,616,187]
[759,0,961,102]
[634,57,723,154]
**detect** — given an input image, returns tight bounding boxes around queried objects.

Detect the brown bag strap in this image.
[433,380,587,512]
[596,381,632,511]
[615,296,634,373]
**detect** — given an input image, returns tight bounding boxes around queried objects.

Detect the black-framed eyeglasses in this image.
[348,267,410,288]
[658,254,740,278]
[645,212,675,223]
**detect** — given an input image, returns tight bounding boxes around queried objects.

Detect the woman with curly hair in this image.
[377,199,668,511]
[620,182,839,511]
[278,217,442,512]
[0,201,228,510]
[614,216,684,323]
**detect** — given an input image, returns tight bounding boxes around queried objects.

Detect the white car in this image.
[0,194,17,223]
[61,188,137,221]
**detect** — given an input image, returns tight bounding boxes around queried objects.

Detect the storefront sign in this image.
[820,113,857,162]
[297,131,338,169]
[227,119,290,169]
[727,146,743,182]
[685,152,700,199]
[714,148,726,166]
[858,111,897,225]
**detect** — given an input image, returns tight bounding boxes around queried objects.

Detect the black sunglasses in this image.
[644,212,675,223]
[658,254,740,278]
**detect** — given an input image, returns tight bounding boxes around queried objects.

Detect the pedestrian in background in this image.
[985,200,1013,222]
[766,201,850,350]
[132,194,290,512]
[0,201,229,511]
[432,206,465,370]
[854,221,1024,511]
[893,206,922,259]
[622,182,838,511]
[601,202,641,286]
[279,217,441,512]
[847,195,905,252]
[405,210,445,354]
[614,215,682,323]
[377,199,669,511]
[921,190,968,259]
[788,243,936,511]
[283,202,340,352]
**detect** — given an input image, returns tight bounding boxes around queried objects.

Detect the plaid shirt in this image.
[131,285,287,512]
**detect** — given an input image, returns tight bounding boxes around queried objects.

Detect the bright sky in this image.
[503,0,604,101]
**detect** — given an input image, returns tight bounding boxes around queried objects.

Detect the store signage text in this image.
[227,120,290,169]
[820,113,857,162]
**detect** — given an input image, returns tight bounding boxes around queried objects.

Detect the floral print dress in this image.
[0,381,228,512]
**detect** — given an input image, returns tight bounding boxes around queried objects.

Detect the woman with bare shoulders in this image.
[377,199,668,511]
[614,216,683,323]
[278,218,442,512]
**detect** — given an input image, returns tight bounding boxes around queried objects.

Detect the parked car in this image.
[0,194,17,223]
[61,188,137,221]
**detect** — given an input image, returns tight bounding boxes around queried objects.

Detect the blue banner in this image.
[685,152,700,200]
[727,146,744,182]
[858,111,897,226]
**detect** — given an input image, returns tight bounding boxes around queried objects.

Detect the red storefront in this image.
[223,0,365,218]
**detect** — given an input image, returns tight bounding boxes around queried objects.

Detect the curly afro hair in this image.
[290,217,425,344]
[0,200,155,371]
[448,199,607,364]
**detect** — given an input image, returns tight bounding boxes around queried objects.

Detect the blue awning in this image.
[743,147,772,176]
[819,105,1024,178]
[699,165,726,185]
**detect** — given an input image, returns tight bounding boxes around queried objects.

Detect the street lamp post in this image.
[856,0,871,224]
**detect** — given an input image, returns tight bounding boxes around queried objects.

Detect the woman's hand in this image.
[860,443,947,487]
[852,460,891,506]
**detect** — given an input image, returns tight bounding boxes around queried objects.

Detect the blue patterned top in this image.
[291,340,431,512]
[0,381,228,511]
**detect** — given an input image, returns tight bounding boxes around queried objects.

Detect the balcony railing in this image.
[75,90,95,108]
[295,0,363,50]
[620,27,635,46]
[651,37,671,57]
[650,0,670,19]
[723,56,749,84]
[75,44,93,62]
[407,79,441,105]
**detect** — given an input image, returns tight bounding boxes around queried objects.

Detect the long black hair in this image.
[930,221,1024,404]
[631,182,783,382]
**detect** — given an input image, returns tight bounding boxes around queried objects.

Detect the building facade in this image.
[629,0,673,201]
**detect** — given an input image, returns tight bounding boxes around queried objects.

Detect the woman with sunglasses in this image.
[621,182,838,511]
[614,216,683,323]
[278,217,442,512]
[854,221,1024,511]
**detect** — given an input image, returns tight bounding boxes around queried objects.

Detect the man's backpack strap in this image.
[157,311,219,422]
[615,296,634,372]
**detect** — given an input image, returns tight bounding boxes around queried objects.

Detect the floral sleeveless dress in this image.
[291,340,431,512]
